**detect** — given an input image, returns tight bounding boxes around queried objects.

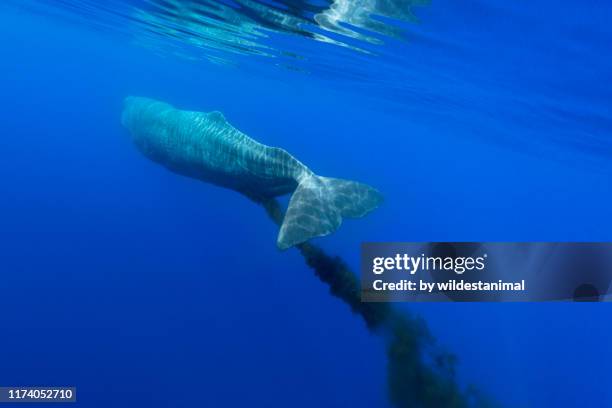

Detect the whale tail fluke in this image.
[276,175,382,249]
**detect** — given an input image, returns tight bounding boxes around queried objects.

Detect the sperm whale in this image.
[121,96,382,249]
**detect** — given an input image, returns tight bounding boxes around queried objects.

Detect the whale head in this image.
[122,96,150,131]
[121,96,174,133]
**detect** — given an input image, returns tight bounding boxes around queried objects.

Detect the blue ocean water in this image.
[1,1,611,407]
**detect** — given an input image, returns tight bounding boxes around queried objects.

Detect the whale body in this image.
[121,96,382,249]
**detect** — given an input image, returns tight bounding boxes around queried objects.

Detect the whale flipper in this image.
[277,175,382,249]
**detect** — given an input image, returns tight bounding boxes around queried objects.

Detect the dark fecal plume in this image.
[263,199,499,408]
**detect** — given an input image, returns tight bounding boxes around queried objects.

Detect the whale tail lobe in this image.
[277,175,382,249]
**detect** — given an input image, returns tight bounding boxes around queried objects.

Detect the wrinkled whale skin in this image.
[122,96,308,201]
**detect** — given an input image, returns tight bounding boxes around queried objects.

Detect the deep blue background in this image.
[1,2,611,407]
